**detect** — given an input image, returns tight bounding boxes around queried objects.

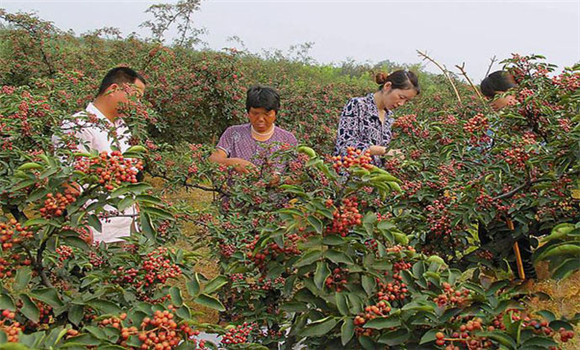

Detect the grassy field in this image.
[157,178,580,348]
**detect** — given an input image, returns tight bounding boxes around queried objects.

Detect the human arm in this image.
[335,99,370,155]
[209,149,256,174]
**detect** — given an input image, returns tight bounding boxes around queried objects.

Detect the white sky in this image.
[1,0,579,82]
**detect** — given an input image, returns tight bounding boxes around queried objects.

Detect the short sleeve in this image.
[216,127,234,157]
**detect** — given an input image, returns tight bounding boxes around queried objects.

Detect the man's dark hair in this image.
[96,67,147,97]
[480,70,517,98]
[246,85,280,113]
[376,70,421,95]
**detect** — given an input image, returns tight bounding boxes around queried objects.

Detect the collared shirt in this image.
[334,93,395,167]
[55,103,136,243]
[69,103,132,154]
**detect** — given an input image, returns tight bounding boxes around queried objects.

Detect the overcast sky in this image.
[1,0,578,82]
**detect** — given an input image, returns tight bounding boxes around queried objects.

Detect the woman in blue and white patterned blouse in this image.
[334,70,420,167]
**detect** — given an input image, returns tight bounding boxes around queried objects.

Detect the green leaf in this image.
[280,302,309,313]
[552,258,580,280]
[361,275,376,296]
[314,261,331,290]
[68,304,84,326]
[364,316,400,329]
[169,287,183,307]
[520,337,557,347]
[341,318,355,346]
[476,331,516,349]
[23,218,50,227]
[0,344,31,350]
[301,317,338,337]
[187,273,201,297]
[175,305,191,320]
[0,294,15,310]
[307,216,323,234]
[87,300,121,314]
[322,235,345,245]
[419,329,439,344]
[87,214,102,233]
[14,267,32,291]
[535,310,555,323]
[141,206,174,220]
[30,288,64,308]
[20,294,40,323]
[377,328,409,345]
[117,197,134,211]
[335,292,349,316]
[194,294,225,311]
[204,275,228,294]
[295,249,322,267]
[325,249,354,264]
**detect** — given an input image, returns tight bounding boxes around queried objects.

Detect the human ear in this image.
[383,81,392,92]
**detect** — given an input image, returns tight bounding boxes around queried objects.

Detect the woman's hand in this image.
[209,149,256,174]
[232,159,256,174]
[369,145,387,156]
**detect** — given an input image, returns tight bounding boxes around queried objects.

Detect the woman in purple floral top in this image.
[334,70,420,167]
[209,85,297,173]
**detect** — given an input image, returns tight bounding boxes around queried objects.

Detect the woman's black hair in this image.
[96,67,146,97]
[376,70,420,94]
[246,85,280,113]
[480,71,517,98]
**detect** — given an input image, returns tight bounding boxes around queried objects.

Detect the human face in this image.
[381,83,418,110]
[490,92,517,111]
[248,107,276,133]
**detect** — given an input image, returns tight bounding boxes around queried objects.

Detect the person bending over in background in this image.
[55,67,146,244]
[477,70,537,281]
[334,70,420,167]
[209,85,298,173]
[480,70,517,111]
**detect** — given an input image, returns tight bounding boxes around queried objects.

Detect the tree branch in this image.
[417,50,462,105]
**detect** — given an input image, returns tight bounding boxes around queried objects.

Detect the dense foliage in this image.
[0,6,579,350]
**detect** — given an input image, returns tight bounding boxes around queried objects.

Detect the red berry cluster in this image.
[435,318,488,348]
[558,327,575,343]
[463,114,488,134]
[250,276,286,291]
[220,322,257,345]
[393,114,418,136]
[229,273,245,282]
[219,243,236,258]
[502,147,529,169]
[1,219,33,251]
[552,72,580,92]
[331,147,373,172]
[325,267,349,292]
[39,190,77,218]
[377,276,408,303]
[475,250,493,261]
[56,245,73,262]
[142,247,182,287]
[74,151,143,191]
[433,282,470,307]
[426,200,453,236]
[0,309,21,343]
[328,197,362,237]
[354,300,391,329]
